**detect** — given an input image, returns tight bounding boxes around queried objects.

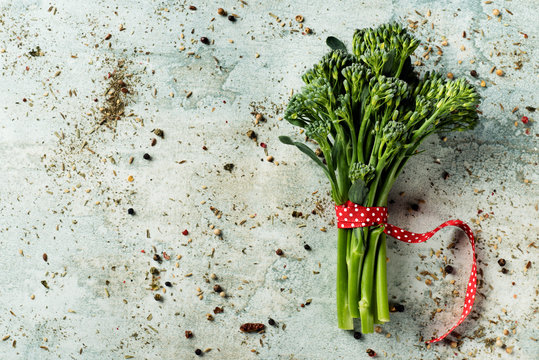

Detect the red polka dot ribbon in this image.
[335,201,477,344]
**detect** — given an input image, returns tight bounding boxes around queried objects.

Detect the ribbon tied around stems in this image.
[334,201,477,344]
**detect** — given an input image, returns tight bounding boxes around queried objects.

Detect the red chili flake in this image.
[162,251,170,260]
[25,66,29,71]
[366,349,376,357]
[525,128,530,135]
[260,143,267,148]
[22,98,27,102]
[141,249,145,253]
[202,146,208,150]
[239,323,265,333]
[182,229,189,236]
[223,100,226,104]
[521,116,529,124]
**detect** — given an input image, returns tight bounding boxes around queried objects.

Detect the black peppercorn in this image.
[154,294,162,301]
[275,249,283,256]
[213,284,222,293]
[353,331,362,339]
[498,258,506,267]
[228,15,236,22]
[395,303,404,312]
[150,267,159,275]
[195,349,202,356]
[445,265,454,274]
[165,281,172,287]
[153,254,161,262]
[366,349,376,357]
[200,37,209,44]
[304,244,311,251]
[501,268,508,274]
[268,318,276,326]
[127,208,135,215]
[143,153,151,160]
[470,70,478,78]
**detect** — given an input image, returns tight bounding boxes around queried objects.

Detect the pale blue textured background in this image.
[0,0,537,359]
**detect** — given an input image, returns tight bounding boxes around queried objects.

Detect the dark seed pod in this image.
[240,323,265,333]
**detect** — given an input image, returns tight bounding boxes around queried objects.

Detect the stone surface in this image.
[0,0,537,359]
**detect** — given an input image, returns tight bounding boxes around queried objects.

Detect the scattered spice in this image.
[498,258,506,267]
[228,15,236,22]
[143,153,151,160]
[217,8,226,16]
[495,69,504,76]
[521,116,529,124]
[366,349,376,357]
[275,249,283,256]
[213,284,223,293]
[295,15,304,23]
[200,37,209,45]
[185,330,193,339]
[154,294,162,301]
[165,281,172,287]
[195,349,202,356]
[353,331,362,339]
[470,70,478,78]
[104,34,112,40]
[43,253,48,262]
[240,323,265,333]
[304,244,311,251]
[152,129,164,138]
[445,265,454,274]
[182,229,189,236]
[268,318,276,326]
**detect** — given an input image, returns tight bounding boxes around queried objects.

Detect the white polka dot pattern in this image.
[335,201,477,344]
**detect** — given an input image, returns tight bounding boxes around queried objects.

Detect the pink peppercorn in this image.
[521,116,529,124]
[260,143,267,148]
[182,229,189,236]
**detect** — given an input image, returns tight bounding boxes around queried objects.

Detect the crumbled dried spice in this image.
[240,323,265,333]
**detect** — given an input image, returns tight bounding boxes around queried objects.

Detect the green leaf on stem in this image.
[279,136,331,177]
[326,36,347,52]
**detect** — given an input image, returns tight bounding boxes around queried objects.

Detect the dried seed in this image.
[104,34,112,40]
[213,229,222,236]
[304,27,312,34]
[275,249,283,256]
[496,69,504,76]
[43,253,48,262]
[492,9,500,16]
[295,15,304,23]
[185,330,193,338]
[240,323,265,333]
[228,15,236,22]
[498,258,506,267]
[217,8,226,16]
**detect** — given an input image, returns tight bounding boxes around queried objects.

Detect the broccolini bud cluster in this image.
[349,163,375,183]
[305,118,332,140]
[382,121,406,144]
[302,50,357,87]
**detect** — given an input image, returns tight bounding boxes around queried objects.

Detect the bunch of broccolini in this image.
[280,23,480,333]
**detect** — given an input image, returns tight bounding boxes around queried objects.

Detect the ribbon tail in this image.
[384,219,477,344]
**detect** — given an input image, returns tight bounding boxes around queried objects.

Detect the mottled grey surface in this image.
[0,0,537,359]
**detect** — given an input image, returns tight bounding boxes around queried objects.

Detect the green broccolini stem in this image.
[375,233,390,322]
[337,228,353,329]
[359,227,384,333]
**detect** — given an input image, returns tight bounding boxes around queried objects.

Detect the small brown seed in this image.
[43,253,48,262]
[266,155,274,162]
[219,291,226,297]
[276,248,283,256]
[154,294,162,301]
[185,330,193,339]
[213,284,223,293]
[492,9,500,16]
[496,69,504,76]
[104,34,112,40]
[255,113,264,123]
[213,229,222,236]
[210,273,217,280]
[447,72,454,79]
[189,5,197,10]
[295,15,304,23]
[305,27,312,34]
[151,138,157,146]
[217,8,226,16]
